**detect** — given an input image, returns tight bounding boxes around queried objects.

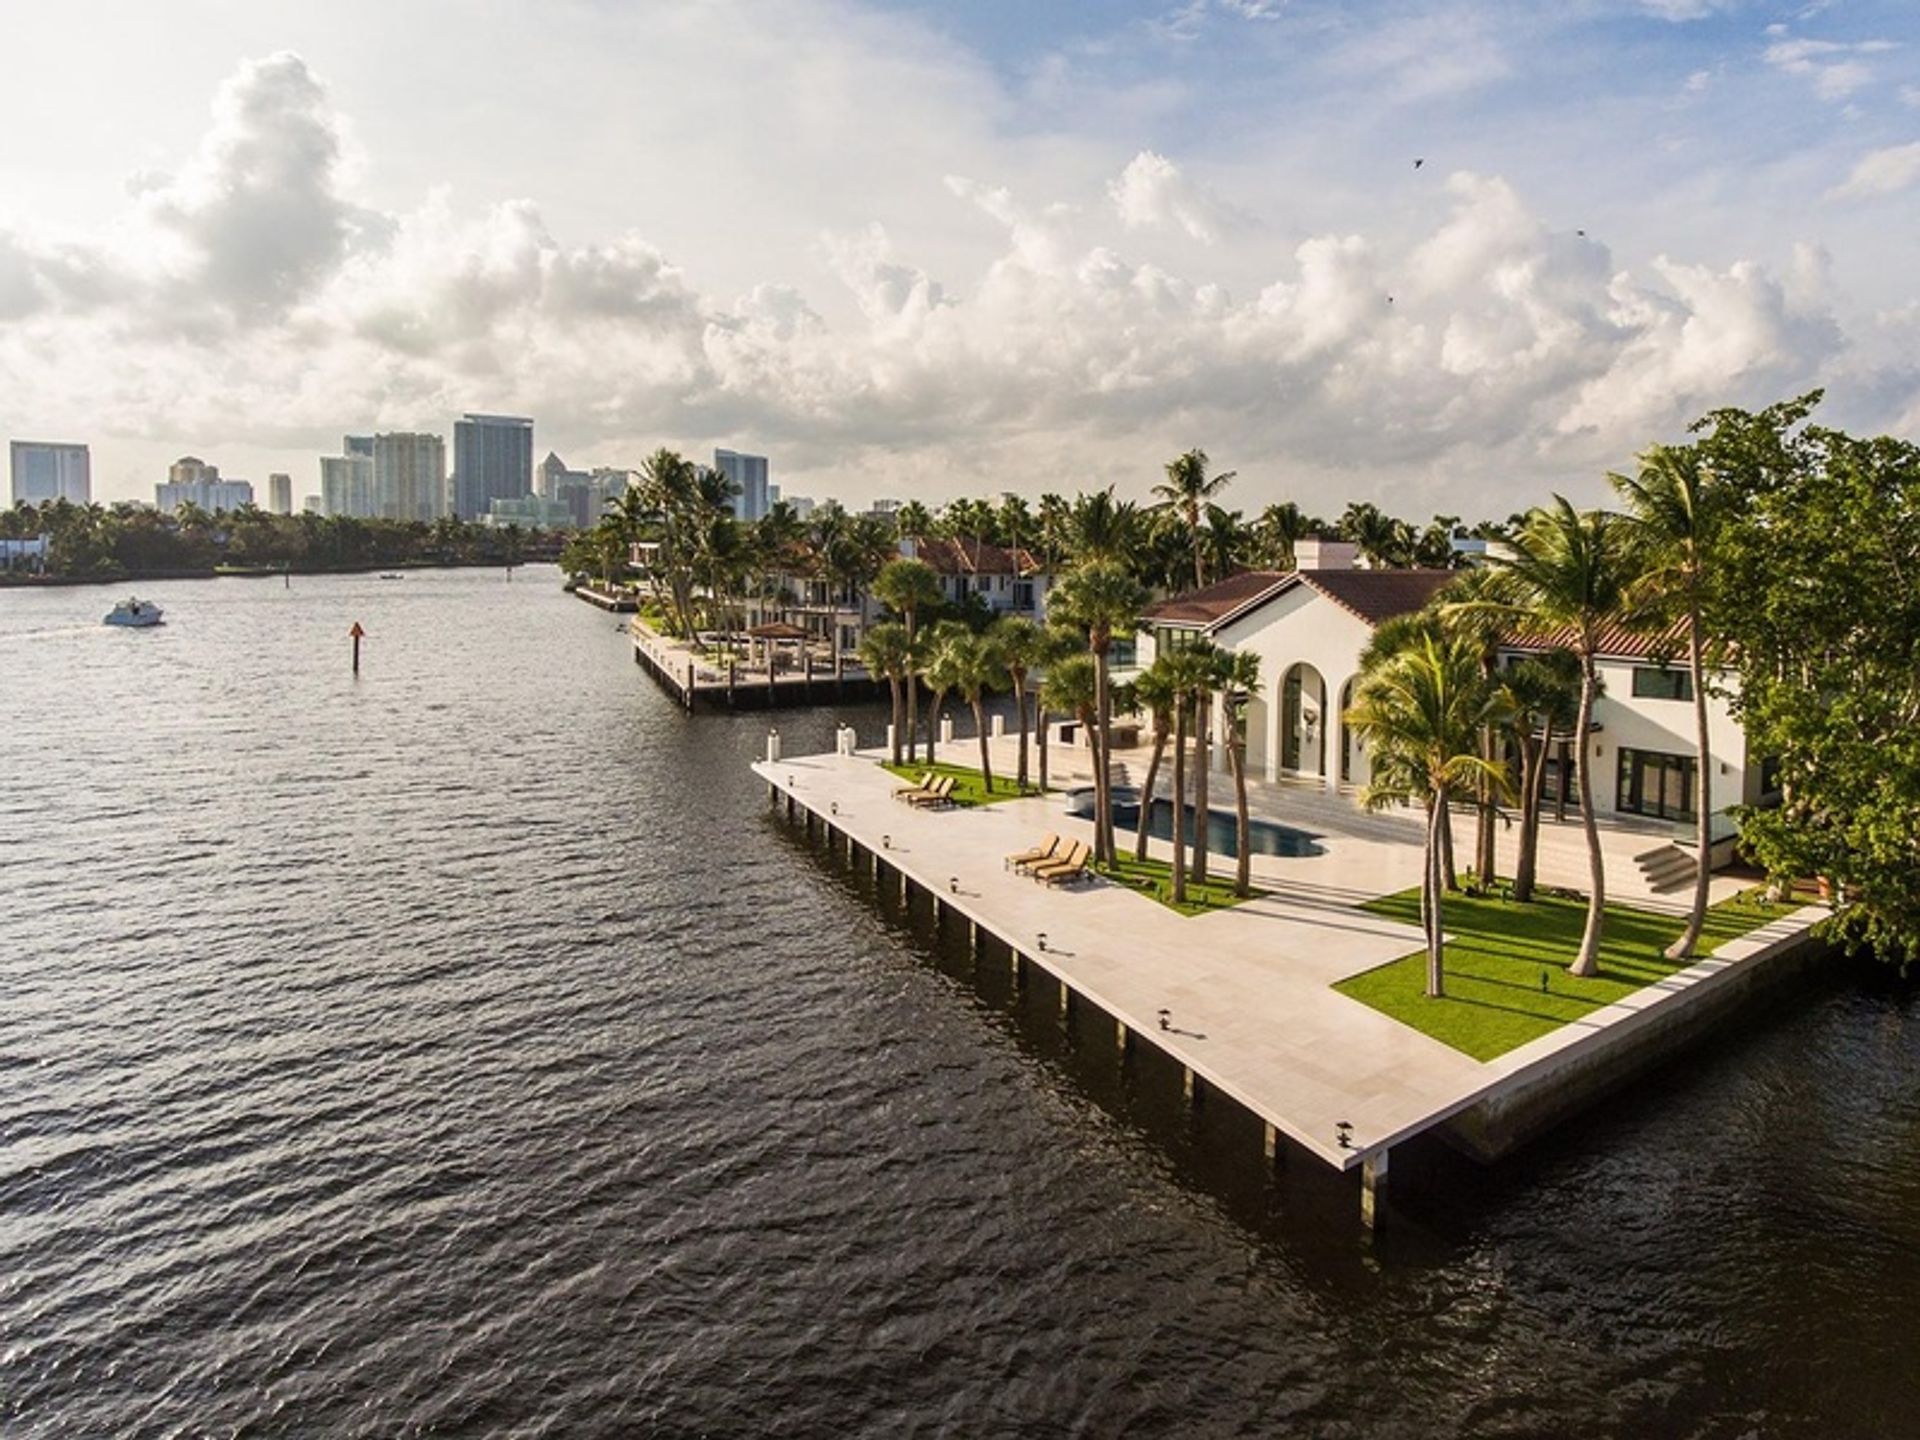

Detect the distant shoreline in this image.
[0,559,555,591]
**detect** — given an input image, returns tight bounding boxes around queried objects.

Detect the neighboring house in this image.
[911,537,1053,622]
[1134,540,1768,857]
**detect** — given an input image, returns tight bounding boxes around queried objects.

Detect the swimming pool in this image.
[1064,789,1324,859]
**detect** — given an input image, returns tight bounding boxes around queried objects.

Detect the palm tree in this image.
[1493,498,1636,977]
[941,630,1007,791]
[1032,625,1082,792]
[1066,487,1140,568]
[859,622,914,766]
[1048,560,1148,866]
[1038,651,1100,806]
[1256,502,1311,571]
[873,558,945,762]
[1218,650,1263,897]
[1437,565,1515,887]
[917,621,971,766]
[893,499,934,544]
[1153,449,1237,590]
[1131,660,1179,862]
[1187,638,1223,887]
[1611,443,1721,959]
[1158,644,1217,905]
[992,615,1047,791]
[1346,632,1511,997]
[1496,650,1582,904]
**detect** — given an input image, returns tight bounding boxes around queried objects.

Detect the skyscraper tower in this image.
[452,415,533,521]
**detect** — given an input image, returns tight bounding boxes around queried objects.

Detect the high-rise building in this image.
[452,414,533,521]
[268,473,293,515]
[373,432,447,522]
[9,441,91,505]
[156,457,254,514]
[716,448,770,522]
[344,435,375,458]
[320,453,376,518]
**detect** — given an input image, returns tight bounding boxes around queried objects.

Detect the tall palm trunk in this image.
[1037,705,1050,791]
[1015,673,1031,790]
[1667,601,1713,959]
[1093,645,1114,866]
[1571,652,1605,977]
[1514,722,1547,903]
[888,676,904,766]
[1191,691,1212,886]
[1228,715,1253,898]
[926,688,943,766]
[904,612,920,763]
[1170,699,1189,904]
[1135,722,1169,862]
[1425,786,1447,998]
[972,697,994,793]
[1438,801,1458,890]
[1476,719,1498,885]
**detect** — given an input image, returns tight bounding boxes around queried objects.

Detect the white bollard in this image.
[940,715,954,746]
[991,714,1006,739]
[766,728,782,763]
[838,726,857,756]
[885,723,896,755]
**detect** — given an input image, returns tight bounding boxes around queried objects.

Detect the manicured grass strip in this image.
[1093,853,1262,917]
[1334,888,1801,1062]
[883,761,1031,807]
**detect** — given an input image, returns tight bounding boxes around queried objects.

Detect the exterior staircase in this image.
[1634,843,1698,895]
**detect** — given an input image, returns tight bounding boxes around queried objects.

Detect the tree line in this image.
[2,499,533,577]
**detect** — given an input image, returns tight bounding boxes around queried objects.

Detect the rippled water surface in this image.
[2,569,1915,1439]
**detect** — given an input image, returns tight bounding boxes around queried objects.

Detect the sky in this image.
[2,0,1917,516]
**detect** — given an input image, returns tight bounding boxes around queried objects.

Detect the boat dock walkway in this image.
[755,748,1827,1226]
[631,620,885,710]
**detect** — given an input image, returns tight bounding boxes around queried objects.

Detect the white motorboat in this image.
[103,597,165,628]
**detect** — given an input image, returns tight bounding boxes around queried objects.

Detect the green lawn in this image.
[883,760,1032,807]
[1093,852,1263,917]
[1334,888,1801,1061]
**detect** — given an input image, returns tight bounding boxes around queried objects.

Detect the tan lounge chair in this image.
[1005,833,1062,872]
[905,776,957,810]
[1029,839,1090,886]
[892,771,935,801]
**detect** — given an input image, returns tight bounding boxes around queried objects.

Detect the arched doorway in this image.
[1280,662,1327,779]
[1338,676,1357,785]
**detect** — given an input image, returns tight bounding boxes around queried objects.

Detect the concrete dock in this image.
[631,620,885,710]
[755,747,1827,1225]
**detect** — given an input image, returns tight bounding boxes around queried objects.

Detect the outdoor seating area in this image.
[893,773,957,809]
[1006,834,1091,887]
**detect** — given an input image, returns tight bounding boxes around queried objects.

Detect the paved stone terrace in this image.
[754,750,1825,1175]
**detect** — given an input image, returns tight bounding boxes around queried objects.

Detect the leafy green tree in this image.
[1346,632,1511,997]
[1031,625,1082,792]
[941,629,1007,790]
[1038,651,1100,802]
[1697,396,1920,963]
[916,620,971,766]
[1157,643,1218,905]
[1494,651,1582,904]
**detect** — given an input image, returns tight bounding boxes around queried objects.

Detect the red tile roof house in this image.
[1133,540,1769,866]
[910,537,1055,622]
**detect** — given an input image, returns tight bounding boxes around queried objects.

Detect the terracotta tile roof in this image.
[914,537,1042,577]
[1144,567,1454,632]
[1502,618,1690,662]
[1297,569,1455,626]
[1142,569,1292,625]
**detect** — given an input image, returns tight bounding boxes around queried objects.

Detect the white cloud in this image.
[0,29,1907,513]
[1108,151,1233,243]
[1831,142,1920,199]
[1764,34,1898,101]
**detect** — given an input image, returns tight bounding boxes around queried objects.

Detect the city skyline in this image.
[2,2,1918,512]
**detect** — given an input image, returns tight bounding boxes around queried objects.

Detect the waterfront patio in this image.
[754,747,1823,1198]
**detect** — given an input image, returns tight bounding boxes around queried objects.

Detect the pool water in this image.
[1121,796,1323,858]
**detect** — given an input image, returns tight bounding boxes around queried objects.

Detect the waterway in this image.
[1,568,1914,1438]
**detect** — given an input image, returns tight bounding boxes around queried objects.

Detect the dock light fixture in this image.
[1157,1008,1170,1031]
[882,834,891,850]
[830,801,839,815]
[1037,932,1048,952]
[1336,1121,1354,1149]
[949,876,959,894]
